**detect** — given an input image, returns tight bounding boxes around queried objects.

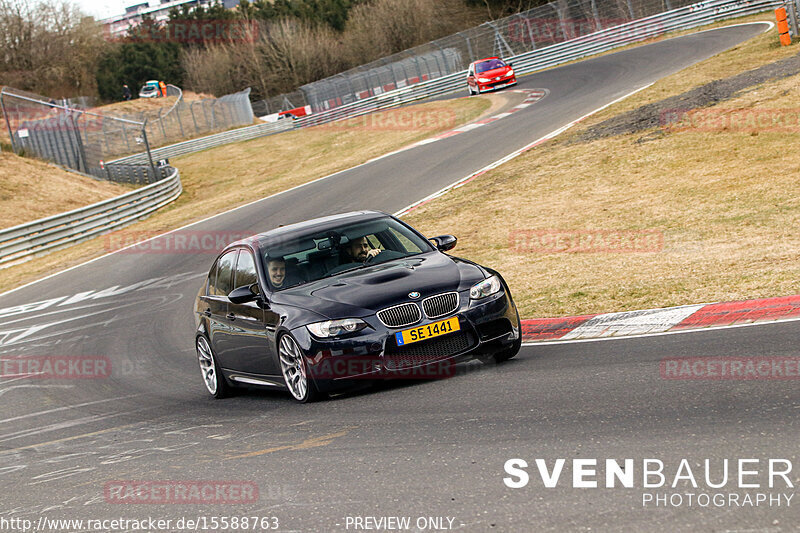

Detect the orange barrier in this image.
[776,7,792,46]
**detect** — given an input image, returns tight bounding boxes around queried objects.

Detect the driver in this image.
[343,236,381,263]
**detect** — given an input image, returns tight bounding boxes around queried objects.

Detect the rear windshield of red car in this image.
[476,59,506,73]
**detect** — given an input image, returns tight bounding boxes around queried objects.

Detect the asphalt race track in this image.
[2,23,798,532]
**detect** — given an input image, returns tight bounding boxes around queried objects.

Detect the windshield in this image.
[476,59,506,73]
[260,217,433,291]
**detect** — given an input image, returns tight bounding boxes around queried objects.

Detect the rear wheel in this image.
[278,334,323,403]
[196,335,233,398]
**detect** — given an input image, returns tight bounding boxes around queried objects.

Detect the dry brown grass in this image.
[0,151,130,229]
[406,29,800,318]
[93,90,213,117]
[0,95,493,291]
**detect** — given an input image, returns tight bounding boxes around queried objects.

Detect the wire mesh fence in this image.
[0,86,254,184]
[262,0,699,113]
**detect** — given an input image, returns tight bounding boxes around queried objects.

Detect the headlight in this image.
[470,275,502,300]
[478,77,490,83]
[507,69,515,76]
[307,318,368,338]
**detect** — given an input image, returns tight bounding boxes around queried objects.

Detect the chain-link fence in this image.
[0,86,254,184]
[130,87,254,147]
[258,0,698,113]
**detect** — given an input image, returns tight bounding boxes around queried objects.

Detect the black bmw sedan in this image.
[194,211,521,402]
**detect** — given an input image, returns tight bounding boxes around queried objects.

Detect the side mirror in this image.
[430,235,457,252]
[508,62,513,68]
[228,285,258,304]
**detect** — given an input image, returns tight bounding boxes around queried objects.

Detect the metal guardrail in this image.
[111,119,294,165]
[109,0,780,162]
[0,167,182,266]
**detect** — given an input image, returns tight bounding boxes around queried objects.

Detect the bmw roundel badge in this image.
[408,291,420,299]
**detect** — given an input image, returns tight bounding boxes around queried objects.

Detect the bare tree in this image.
[0,0,107,96]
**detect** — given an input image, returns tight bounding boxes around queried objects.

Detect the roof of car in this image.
[225,210,390,251]
[473,57,501,64]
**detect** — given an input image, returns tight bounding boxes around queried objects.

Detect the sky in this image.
[77,0,138,20]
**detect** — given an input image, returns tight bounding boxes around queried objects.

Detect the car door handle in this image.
[226,313,236,321]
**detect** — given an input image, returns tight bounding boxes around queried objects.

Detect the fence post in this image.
[70,113,89,173]
[0,91,17,153]
[142,119,157,181]
[157,108,167,141]
[458,32,475,62]
[788,0,799,37]
[189,101,199,132]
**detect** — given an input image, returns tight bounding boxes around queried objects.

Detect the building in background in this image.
[101,0,240,39]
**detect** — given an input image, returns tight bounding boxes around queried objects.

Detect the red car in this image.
[466,57,517,95]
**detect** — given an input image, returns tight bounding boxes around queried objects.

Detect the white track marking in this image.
[521,314,800,346]
[0,385,74,398]
[0,395,143,425]
[0,410,136,443]
[560,304,705,339]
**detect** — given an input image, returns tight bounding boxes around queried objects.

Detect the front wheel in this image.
[196,335,233,398]
[278,334,323,403]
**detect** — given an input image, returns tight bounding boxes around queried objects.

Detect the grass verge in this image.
[405,19,800,317]
[0,95,495,292]
[0,152,131,229]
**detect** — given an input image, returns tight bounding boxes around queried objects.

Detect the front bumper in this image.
[477,76,517,92]
[292,289,519,391]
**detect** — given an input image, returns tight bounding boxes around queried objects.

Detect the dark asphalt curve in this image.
[2,22,796,532]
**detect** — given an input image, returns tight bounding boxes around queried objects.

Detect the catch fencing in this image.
[295,0,782,125]
[119,0,784,164]
[258,0,779,115]
[0,86,254,183]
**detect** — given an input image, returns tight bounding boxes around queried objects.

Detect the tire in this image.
[196,334,233,399]
[278,333,323,403]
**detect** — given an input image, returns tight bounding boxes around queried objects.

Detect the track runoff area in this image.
[0,21,796,533]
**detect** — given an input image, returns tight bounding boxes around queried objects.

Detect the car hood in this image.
[271,252,486,318]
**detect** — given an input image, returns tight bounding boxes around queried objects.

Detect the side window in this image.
[210,250,237,297]
[234,250,258,289]
[365,234,384,251]
[388,227,423,253]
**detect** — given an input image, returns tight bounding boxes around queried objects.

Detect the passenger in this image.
[267,256,303,289]
[267,257,287,289]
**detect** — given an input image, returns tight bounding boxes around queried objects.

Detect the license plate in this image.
[395,316,460,346]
